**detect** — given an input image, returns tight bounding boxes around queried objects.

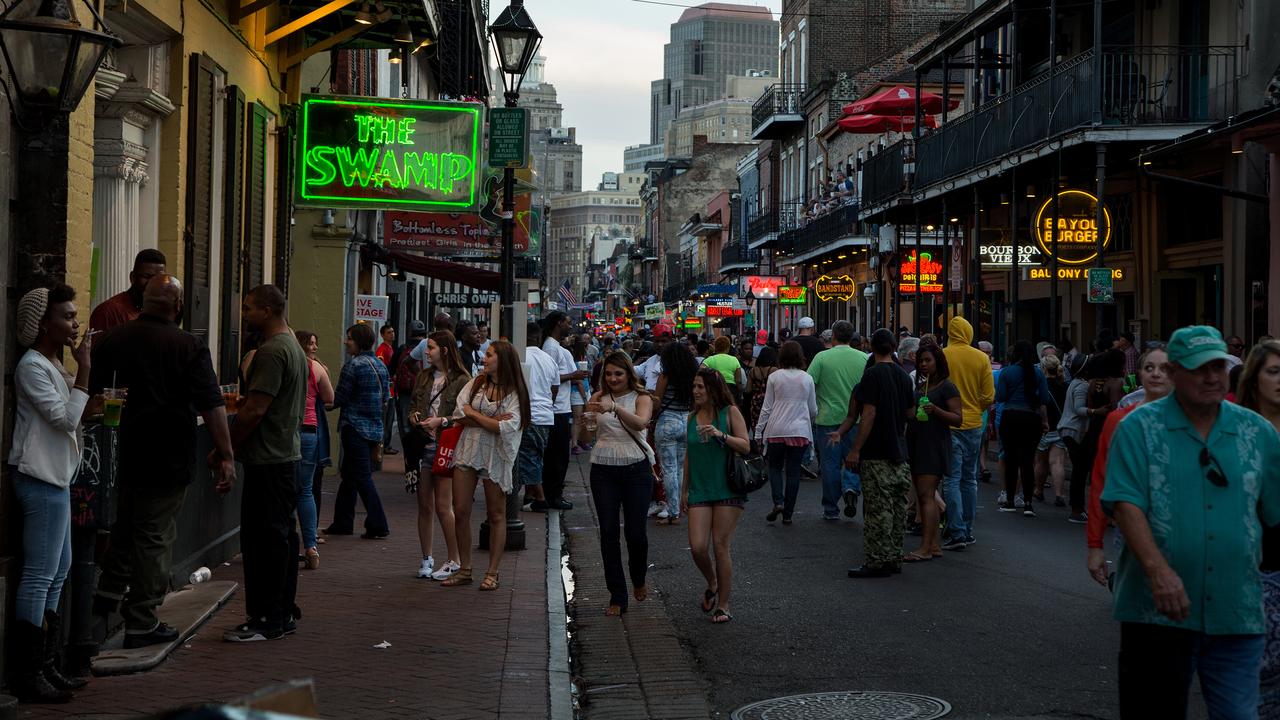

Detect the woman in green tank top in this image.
[682,368,751,624]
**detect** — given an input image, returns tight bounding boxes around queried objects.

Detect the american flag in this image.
[557,279,579,307]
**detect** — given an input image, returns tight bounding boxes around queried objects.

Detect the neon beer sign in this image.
[297,95,482,210]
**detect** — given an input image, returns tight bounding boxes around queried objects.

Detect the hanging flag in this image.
[558,279,579,307]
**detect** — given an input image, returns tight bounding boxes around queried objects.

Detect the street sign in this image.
[1087,267,1115,304]
[488,107,528,169]
[644,302,665,320]
[354,295,389,322]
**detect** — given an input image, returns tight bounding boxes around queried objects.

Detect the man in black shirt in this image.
[793,316,826,365]
[845,328,914,579]
[90,275,236,647]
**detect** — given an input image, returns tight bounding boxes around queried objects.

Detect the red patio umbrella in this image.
[836,113,936,134]
[841,85,960,117]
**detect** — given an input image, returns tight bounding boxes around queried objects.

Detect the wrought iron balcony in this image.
[746,203,801,250]
[778,203,864,259]
[751,84,806,140]
[719,242,761,274]
[861,140,910,209]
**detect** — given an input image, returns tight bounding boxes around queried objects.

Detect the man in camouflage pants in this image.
[845,328,915,578]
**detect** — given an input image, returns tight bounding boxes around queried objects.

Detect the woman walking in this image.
[410,330,471,580]
[442,341,530,590]
[652,342,697,525]
[293,331,335,569]
[1034,354,1069,505]
[582,352,656,615]
[570,337,592,455]
[995,340,1053,517]
[684,368,751,623]
[904,343,962,560]
[325,323,391,539]
[753,341,815,525]
[10,284,98,702]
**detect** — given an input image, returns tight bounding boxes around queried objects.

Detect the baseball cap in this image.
[408,320,427,338]
[756,329,768,345]
[1166,326,1230,369]
[798,317,816,330]
[652,324,673,338]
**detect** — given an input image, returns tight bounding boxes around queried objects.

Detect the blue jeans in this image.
[1119,623,1264,720]
[943,427,983,542]
[331,426,390,535]
[296,430,320,548]
[767,442,807,517]
[516,424,550,486]
[13,471,71,626]
[815,424,860,517]
[654,410,688,518]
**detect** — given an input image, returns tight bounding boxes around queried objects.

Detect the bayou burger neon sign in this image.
[1033,189,1112,265]
[298,95,482,210]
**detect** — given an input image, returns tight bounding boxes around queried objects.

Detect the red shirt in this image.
[1086,404,1138,549]
[89,291,142,333]
[376,342,395,397]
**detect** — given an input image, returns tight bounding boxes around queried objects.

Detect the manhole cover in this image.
[731,691,951,720]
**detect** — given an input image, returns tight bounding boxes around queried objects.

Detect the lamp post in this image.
[481,0,540,553]
[489,0,542,341]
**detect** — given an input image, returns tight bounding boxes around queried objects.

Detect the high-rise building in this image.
[548,174,646,307]
[649,3,779,145]
[624,143,666,172]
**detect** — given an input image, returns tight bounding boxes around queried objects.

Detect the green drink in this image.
[103,389,124,427]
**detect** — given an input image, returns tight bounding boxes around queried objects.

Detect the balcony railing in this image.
[913,45,1238,191]
[779,203,864,258]
[751,84,806,139]
[720,242,761,272]
[861,140,910,208]
[746,203,801,248]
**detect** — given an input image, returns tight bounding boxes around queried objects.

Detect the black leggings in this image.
[590,460,654,609]
[998,409,1043,506]
[1064,435,1096,515]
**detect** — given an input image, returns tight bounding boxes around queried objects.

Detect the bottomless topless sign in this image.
[297,95,483,211]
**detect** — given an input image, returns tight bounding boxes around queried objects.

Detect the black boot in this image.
[11,620,72,703]
[42,610,88,691]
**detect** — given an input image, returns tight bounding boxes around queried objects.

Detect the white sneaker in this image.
[997,490,1007,505]
[417,556,435,579]
[656,508,670,520]
[431,560,460,580]
[647,501,661,517]
[1014,494,1025,508]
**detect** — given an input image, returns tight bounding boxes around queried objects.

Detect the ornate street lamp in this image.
[0,0,119,117]
[489,0,542,101]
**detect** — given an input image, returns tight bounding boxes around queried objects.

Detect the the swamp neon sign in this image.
[297,95,482,210]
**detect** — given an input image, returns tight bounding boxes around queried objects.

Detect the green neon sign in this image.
[297,95,482,211]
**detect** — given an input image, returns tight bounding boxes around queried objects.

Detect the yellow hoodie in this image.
[943,316,995,430]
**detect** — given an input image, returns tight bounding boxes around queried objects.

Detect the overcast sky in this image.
[493,0,782,186]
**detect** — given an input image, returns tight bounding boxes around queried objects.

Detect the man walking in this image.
[224,285,307,642]
[542,311,589,511]
[89,249,166,332]
[90,275,235,648]
[845,329,914,578]
[1103,325,1280,718]
[793,316,825,365]
[809,320,866,520]
[941,316,994,550]
[521,322,559,511]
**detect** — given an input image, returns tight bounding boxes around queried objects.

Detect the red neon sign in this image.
[742,275,786,299]
[899,251,943,294]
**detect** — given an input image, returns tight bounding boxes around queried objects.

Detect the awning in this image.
[841,86,958,117]
[385,249,501,291]
[836,113,935,134]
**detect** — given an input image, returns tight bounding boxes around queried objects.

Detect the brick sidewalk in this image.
[562,455,712,720]
[20,455,552,719]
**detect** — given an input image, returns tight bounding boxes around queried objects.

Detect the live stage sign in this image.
[298,95,482,211]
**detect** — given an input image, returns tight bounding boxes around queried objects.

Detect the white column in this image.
[91,151,148,304]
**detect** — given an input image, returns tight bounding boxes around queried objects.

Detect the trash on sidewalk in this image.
[373,640,392,649]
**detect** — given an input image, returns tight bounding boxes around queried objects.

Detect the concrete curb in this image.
[92,580,237,676]
[547,508,574,720]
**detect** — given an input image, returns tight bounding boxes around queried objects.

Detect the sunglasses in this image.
[1199,447,1227,488]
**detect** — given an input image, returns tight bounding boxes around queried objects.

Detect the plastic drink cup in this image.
[916,396,930,422]
[220,384,241,412]
[583,411,598,432]
[189,567,212,584]
[103,388,124,427]
[577,360,589,373]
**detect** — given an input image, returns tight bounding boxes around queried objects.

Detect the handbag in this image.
[611,395,661,480]
[721,409,767,495]
[430,424,464,476]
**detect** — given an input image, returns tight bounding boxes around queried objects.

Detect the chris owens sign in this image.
[297,95,482,210]
[1033,190,1112,265]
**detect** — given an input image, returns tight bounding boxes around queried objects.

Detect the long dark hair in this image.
[468,340,531,429]
[916,342,950,383]
[1012,339,1040,408]
[659,342,697,405]
[694,367,736,414]
[427,330,469,378]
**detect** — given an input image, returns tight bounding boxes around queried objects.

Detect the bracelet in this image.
[73,385,89,394]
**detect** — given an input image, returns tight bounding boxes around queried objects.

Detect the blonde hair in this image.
[1041,354,1062,376]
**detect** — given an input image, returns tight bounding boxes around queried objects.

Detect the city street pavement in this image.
[565,453,1211,720]
[21,454,553,719]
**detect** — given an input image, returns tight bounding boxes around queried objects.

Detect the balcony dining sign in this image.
[297,95,483,211]
[1032,189,1112,265]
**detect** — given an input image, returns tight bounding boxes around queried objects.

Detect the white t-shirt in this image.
[523,346,558,426]
[636,355,663,391]
[543,337,576,415]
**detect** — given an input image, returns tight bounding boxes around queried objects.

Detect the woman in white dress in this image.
[440,340,530,591]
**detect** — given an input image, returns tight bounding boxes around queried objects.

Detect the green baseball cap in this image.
[1167,326,1230,369]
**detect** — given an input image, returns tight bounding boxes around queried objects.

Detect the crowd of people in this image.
[8,248,1280,717]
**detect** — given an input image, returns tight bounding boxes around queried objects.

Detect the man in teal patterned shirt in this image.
[1103,325,1280,718]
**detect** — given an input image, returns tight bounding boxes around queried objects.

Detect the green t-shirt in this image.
[239,331,308,465]
[807,345,867,426]
[701,353,742,386]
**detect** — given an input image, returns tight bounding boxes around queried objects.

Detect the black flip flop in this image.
[700,588,717,613]
[711,609,733,624]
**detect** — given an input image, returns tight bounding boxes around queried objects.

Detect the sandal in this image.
[440,568,473,587]
[902,551,933,563]
[700,588,718,613]
[633,585,649,602]
[478,571,500,591]
[605,604,626,616]
[711,609,732,624]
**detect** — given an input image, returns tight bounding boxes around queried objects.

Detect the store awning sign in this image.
[298,95,482,211]
[814,275,855,302]
[778,285,807,305]
[1032,189,1112,265]
[741,275,786,299]
[899,251,943,294]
